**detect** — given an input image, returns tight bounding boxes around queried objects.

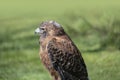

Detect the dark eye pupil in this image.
[40,28,45,30]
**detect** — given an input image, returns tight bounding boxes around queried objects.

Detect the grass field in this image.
[0,0,120,80]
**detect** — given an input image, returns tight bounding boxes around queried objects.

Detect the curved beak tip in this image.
[35,28,40,34]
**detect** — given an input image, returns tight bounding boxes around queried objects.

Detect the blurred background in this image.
[0,0,120,80]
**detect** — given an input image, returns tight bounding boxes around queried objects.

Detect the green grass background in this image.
[0,0,120,80]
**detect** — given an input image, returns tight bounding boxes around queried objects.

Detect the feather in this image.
[47,38,89,80]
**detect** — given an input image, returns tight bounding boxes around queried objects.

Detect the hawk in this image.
[35,21,89,80]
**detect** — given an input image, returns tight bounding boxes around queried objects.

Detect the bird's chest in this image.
[40,50,53,70]
[39,37,56,71]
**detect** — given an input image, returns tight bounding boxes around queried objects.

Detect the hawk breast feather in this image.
[47,38,88,80]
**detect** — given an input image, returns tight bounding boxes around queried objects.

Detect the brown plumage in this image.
[35,21,89,80]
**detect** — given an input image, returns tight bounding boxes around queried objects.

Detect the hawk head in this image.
[35,21,65,37]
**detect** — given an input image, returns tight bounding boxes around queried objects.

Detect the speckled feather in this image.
[47,37,88,80]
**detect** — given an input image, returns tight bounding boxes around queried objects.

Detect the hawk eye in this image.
[40,27,46,34]
[40,27,45,30]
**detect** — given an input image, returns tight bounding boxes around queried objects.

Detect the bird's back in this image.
[47,35,89,80]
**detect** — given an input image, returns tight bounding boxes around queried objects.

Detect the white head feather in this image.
[49,20,61,28]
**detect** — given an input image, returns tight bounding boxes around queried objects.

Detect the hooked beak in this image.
[35,28,40,34]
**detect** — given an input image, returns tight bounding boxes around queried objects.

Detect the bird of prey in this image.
[35,21,89,80]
